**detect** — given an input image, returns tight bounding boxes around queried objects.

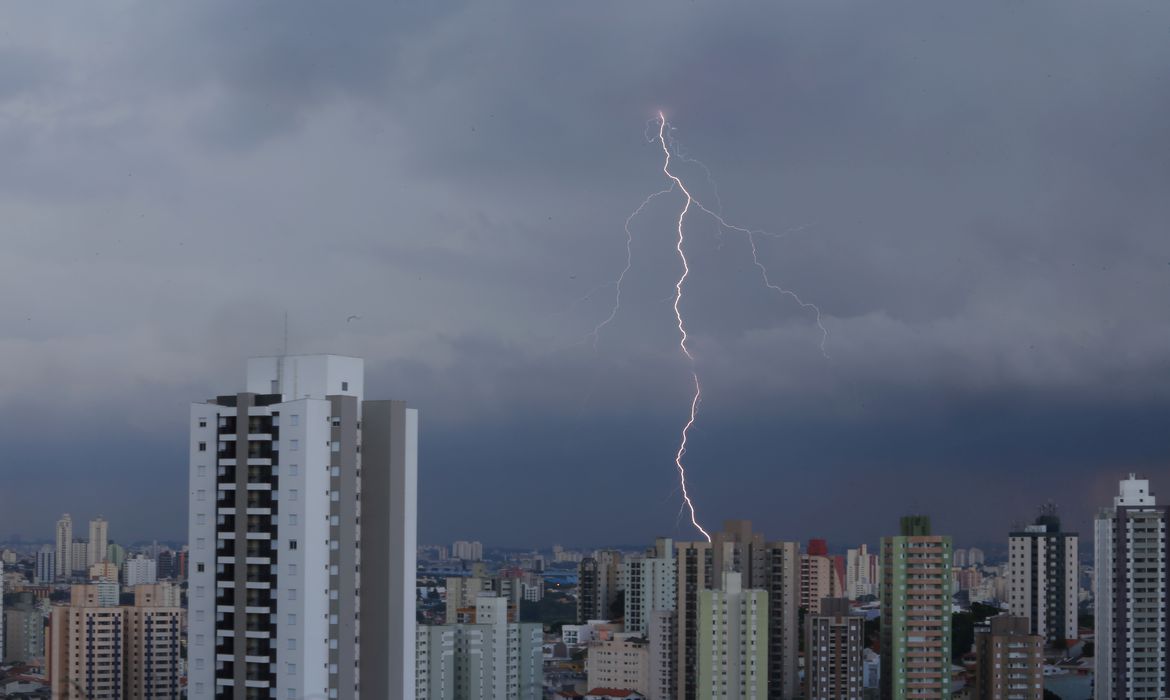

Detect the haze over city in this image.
[2,0,1169,551]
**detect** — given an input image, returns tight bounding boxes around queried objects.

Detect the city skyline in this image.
[1,1,1169,549]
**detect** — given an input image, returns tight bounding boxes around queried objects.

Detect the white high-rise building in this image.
[122,555,158,586]
[55,514,72,579]
[622,537,676,636]
[1008,507,1078,645]
[35,545,55,584]
[452,540,483,561]
[187,355,418,700]
[845,544,879,598]
[70,540,88,575]
[1094,474,1169,700]
[88,517,109,567]
[969,547,986,566]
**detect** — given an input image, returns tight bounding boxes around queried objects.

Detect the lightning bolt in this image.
[653,111,829,542]
[658,118,829,356]
[656,111,712,543]
[589,112,827,544]
[587,186,674,349]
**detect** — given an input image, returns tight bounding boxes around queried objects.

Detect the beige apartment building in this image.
[48,583,184,700]
[974,616,1043,700]
[587,633,650,695]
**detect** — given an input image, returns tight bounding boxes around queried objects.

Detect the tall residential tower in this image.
[1007,506,1078,646]
[187,355,418,700]
[880,515,953,700]
[1094,475,1169,700]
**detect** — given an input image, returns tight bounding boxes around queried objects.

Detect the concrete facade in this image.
[187,355,418,700]
[1008,508,1078,646]
[973,615,1042,700]
[676,521,799,700]
[1094,474,1169,700]
[587,634,650,695]
[416,595,543,699]
[880,516,953,700]
[696,572,768,700]
[805,598,864,700]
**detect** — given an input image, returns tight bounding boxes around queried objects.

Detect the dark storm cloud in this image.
[0,1,1168,550]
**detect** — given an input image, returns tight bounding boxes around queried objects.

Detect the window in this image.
[289,489,298,502]
[288,563,297,575]
[289,464,299,476]
[289,540,298,550]
[331,440,340,453]
[290,414,299,426]
[196,513,206,525]
[341,381,349,391]
[195,658,205,670]
[288,588,297,600]
[288,638,297,650]
[289,439,299,451]
[287,614,296,625]
[196,465,207,477]
[196,489,207,502]
[197,563,205,573]
[198,441,206,452]
[196,538,206,550]
[287,663,296,675]
[198,418,207,428]
[288,514,298,526]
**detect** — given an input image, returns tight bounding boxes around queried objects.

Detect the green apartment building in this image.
[881,516,953,700]
[697,572,769,699]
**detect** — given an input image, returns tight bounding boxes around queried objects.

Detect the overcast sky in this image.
[1,1,1168,552]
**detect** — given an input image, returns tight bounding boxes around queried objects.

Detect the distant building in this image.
[452,540,484,561]
[69,539,87,575]
[106,542,126,569]
[122,556,157,587]
[805,598,864,700]
[446,574,522,623]
[416,594,542,699]
[1094,474,1169,700]
[968,547,985,566]
[587,633,650,695]
[55,514,72,579]
[88,561,118,583]
[579,550,623,623]
[87,518,108,568]
[801,539,843,614]
[155,550,177,580]
[845,544,879,598]
[1008,506,1078,645]
[4,592,45,663]
[954,548,968,568]
[880,515,953,700]
[35,546,54,585]
[973,615,1042,700]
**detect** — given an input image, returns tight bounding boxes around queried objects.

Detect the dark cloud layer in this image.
[1,1,1168,551]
